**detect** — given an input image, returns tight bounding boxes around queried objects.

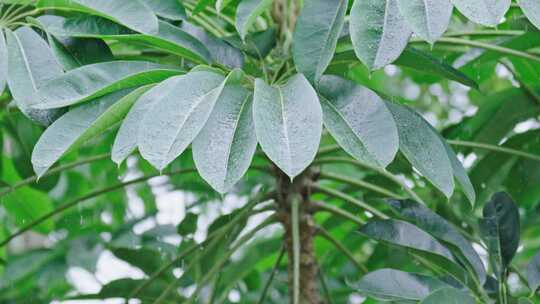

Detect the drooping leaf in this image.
[235,0,273,40]
[480,192,520,279]
[292,0,347,83]
[527,252,540,293]
[349,0,412,70]
[141,0,186,21]
[36,61,181,109]
[38,16,212,64]
[385,101,454,198]
[253,74,323,179]
[397,0,453,44]
[318,75,399,167]
[193,85,256,193]
[5,27,65,126]
[389,199,486,284]
[37,0,159,34]
[351,268,452,301]
[420,287,475,304]
[442,139,476,205]
[450,0,510,27]
[32,87,151,177]
[177,212,199,236]
[0,30,7,93]
[138,71,226,170]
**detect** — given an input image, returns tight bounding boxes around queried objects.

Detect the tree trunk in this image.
[276,168,321,304]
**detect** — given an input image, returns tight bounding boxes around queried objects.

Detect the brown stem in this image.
[275,167,321,304]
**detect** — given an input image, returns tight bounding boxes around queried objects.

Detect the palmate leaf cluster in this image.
[0,0,540,303]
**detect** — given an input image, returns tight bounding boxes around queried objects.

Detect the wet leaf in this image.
[450,0,510,26]
[397,0,453,43]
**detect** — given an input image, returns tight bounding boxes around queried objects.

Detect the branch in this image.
[448,140,540,162]
[311,201,365,226]
[257,245,286,304]
[291,198,300,304]
[315,226,368,274]
[311,183,389,219]
[319,171,403,199]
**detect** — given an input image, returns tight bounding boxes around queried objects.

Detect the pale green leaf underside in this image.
[235,0,273,40]
[138,71,226,170]
[450,0,510,26]
[193,85,257,193]
[32,87,150,177]
[37,0,159,34]
[142,0,186,21]
[0,30,7,93]
[420,287,475,304]
[397,0,453,43]
[36,60,182,109]
[253,74,323,179]
[318,75,398,167]
[292,0,347,83]
[6,27,65,126]
[518,0,540,30]
[350,0,412,70]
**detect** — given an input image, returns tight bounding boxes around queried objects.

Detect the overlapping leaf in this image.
[235,0,273,40]
[450,0,510,26]
[518,0,540,30]
[142,0,186,21]
[318,75,399,167]
[397,0,453,43]
[35,61,181,109]
[0,30,7,93]
[420,287,475,304]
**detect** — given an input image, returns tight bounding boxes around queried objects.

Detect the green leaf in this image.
[222,28,277,59]
[138,71,226,170]
[192,85,256,193]
[351,268,452,301]
[449,0,510,26]
[527,251,540,293]
[0,30,7,93]
[177,212,198,235]
[1,157,55,234]
[395,47,479,89]
[111,247,169,276]
[480,192,520,279]
[318,75,399,167]
[181,22,244,69]
[385,101,454,198]
[38,15,212,64]
[518,0,540,30]
[420,287,475,304]
[35,60,181,109]
[141,0,186,21]
[349,0,412,70]
[397,0,453,44]
[292,0,347,83]
[37,0,159,34]
[32,87,151,177]
[253,74,323,179]
[235,0,273,40]
[5,27,65,126]
[519,298,534,304]
[389,199,486,284]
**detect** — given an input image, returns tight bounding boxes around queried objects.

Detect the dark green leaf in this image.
[142,0,186,21]
[177,212,198,236]
[480,192,520,279]
[389,199,486,284]
[292,0,347,83]
[253,74,323,179]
